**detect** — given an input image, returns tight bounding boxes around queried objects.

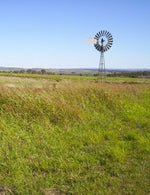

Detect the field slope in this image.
[0,76,150,194]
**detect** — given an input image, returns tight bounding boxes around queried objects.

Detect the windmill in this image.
[87,30,113,81]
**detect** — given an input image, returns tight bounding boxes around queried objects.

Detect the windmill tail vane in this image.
[86,30,113,81]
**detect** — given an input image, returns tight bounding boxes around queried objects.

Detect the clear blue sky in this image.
[0,0,150,69]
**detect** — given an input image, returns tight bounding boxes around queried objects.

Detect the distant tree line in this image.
[1,69,150,78]
[107,71,150,78]
[0,69,55,75]
[0,69,94,76]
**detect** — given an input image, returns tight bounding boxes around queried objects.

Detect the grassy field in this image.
[0,75,150,194]
[0,72,150,83]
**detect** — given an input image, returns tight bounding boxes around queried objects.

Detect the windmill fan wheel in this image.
[94,30,113,52]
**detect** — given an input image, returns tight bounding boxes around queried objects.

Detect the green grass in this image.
[0,75,150,194]
[0,72,150,83]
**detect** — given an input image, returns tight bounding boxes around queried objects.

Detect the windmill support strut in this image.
[98,51,105,81]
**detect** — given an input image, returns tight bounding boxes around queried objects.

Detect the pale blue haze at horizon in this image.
[0,0,149,69]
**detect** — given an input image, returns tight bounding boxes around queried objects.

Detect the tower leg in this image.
[98,51,105,82]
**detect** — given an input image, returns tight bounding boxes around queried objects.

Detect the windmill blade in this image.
[94,35,99,39]
[106,31,110,36]
[86,38,98,44]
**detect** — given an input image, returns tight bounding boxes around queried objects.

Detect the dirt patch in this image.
[5,84,16,88]
[41,188,60,195]
[0,186,12,194]
[40,187,70,195]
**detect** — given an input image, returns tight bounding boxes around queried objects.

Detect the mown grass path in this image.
[0,75,150,194]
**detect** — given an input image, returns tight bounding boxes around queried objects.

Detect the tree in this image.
[41,69,47,75]
[26,69,32,74]
[20,69,25,74]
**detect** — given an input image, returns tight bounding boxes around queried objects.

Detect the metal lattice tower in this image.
[87,30,113,81]
[99,50,105,80]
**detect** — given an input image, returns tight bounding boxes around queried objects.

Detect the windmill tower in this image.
[87,30,113,81]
